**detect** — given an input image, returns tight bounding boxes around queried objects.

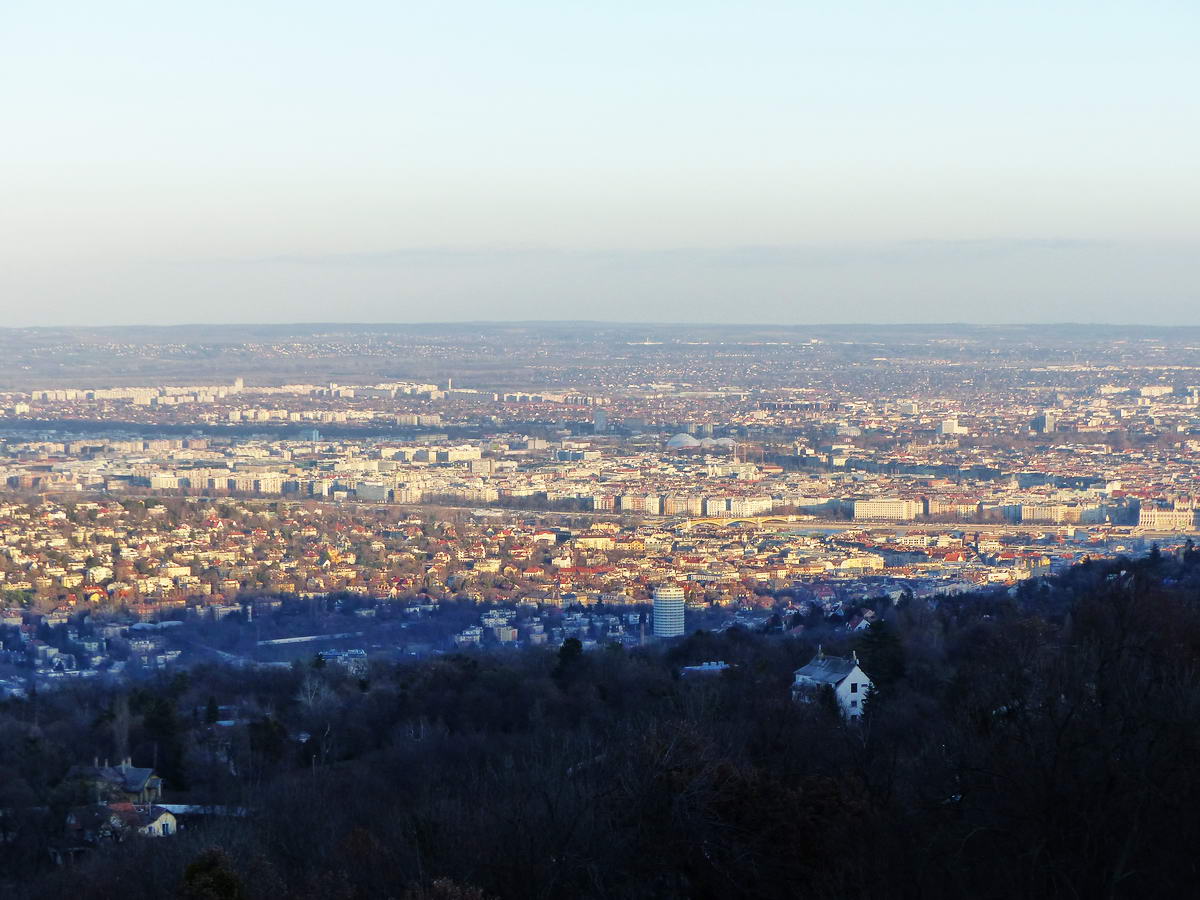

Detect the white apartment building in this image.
[853,498,922,521]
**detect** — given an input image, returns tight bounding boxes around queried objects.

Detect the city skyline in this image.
[3,5,1199,895]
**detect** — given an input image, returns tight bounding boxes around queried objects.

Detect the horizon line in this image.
[2,320,1200,331]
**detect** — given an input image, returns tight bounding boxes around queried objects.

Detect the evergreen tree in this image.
[553,637,583,684]
[857,620,906,690]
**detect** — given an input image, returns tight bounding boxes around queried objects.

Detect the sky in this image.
[0,0,1197,326]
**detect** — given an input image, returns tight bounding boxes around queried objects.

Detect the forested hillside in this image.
[4,547,1200,899]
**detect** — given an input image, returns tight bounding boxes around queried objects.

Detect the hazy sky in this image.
[1,1,1197,325]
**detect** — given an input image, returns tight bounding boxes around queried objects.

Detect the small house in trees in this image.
[791,648,873,718]
[64,759,163,804]
[62,802,177,854]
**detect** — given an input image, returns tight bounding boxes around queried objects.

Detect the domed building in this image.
[665,432,702,449]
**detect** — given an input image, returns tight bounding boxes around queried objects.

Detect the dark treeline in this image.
[5,547,1200,898]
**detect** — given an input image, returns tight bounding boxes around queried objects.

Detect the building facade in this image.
[652,583,686,638]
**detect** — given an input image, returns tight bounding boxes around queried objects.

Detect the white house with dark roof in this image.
[791,649,873,718]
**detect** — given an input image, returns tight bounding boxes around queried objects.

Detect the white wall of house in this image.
[834,665,873,718]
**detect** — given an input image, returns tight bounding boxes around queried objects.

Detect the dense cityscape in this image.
[3,322,1200,895]
[6,0,1196,893]
[0,324,1197,897]
[1,325,1199,687]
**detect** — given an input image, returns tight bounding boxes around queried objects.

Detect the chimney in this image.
[817,644,824,659]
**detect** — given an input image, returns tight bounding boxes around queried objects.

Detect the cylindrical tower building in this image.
[652,583,686,638]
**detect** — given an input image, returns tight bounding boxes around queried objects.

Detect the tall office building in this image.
[1033,410,1057,434]
[940,416,968,436]
[652,583,686,638]
[594,408,608,433]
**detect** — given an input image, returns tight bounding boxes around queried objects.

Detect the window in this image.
[850,682,858,693]
[850,700,858,708]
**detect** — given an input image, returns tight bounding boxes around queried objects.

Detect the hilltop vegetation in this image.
[4,548,1200,899]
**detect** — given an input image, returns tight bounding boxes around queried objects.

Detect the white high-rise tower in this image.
[652,583,686,638]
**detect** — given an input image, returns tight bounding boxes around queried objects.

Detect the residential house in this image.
[63,759,163,804]
[791,649,874,718]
